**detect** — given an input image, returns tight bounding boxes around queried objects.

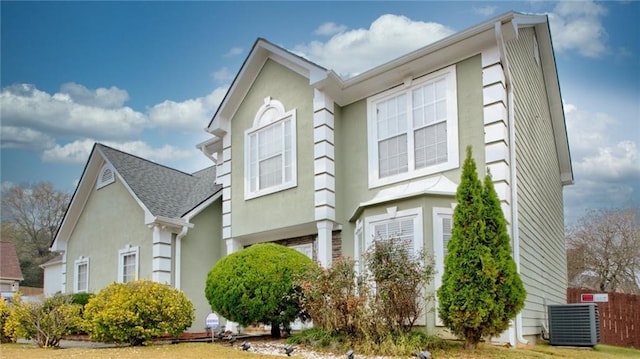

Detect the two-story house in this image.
[51,11,571,344]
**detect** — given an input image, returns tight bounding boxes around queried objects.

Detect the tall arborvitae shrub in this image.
[437,146,524,349]
[482,171,526,335]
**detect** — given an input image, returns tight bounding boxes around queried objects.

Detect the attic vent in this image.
[97,164,115,189]
[548,303,600,347]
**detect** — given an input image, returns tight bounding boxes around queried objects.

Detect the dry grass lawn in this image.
[0,341,638,358]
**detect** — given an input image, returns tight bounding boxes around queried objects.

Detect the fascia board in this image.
[182,190,222,220]
[208,39,327,134]
[317,13,522,106]
[534,21,574,185]
[51,146,101,251]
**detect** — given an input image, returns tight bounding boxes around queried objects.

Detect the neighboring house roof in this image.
[52,143,221,250]
[204,11,572,185]
[0,241,24,281]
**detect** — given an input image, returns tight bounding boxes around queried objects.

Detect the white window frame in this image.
[74,256,89,293]
[118,245,139,283]
[290,243,313,260]
[363,207,423,257]
[433,206,454,326]
[367,65,459,188]
[244,97,297,199]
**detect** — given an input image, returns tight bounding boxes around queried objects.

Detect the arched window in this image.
[244,97,297,199]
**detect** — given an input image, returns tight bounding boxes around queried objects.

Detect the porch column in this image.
[317,220,333,268]
[223,237,243,333]
[151,225,172,284]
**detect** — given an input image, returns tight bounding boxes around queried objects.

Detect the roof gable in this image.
[52,143,221,250]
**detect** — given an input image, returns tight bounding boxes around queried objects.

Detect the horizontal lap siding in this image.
[507,28,567,338]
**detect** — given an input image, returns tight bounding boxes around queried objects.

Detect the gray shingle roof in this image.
[97,144,221,218]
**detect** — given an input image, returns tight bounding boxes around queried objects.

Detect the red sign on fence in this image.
[581,293,609,302]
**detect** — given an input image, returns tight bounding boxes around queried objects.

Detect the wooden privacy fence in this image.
[567,288,639,348]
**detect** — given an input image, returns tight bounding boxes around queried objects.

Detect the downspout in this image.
[175,223,190,290]
[495,21,528,346]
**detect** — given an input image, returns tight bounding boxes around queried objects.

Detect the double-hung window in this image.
[74,256,89,293]
[118,245,139,283]
[432,207,454,326]
[368,65,458,187]
[245,97,297,199]
[364,207,423,258]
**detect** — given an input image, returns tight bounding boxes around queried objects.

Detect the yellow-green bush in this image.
[3,294,82,348]
[0,297,11,343]
[84,280,194,346]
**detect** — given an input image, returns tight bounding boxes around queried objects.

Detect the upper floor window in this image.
[118,245,139,283]
[367,65,459,188]
[245,97,297,199]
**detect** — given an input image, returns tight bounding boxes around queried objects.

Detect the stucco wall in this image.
[230,59,316,238]
[334,54,484,259]
[180,199,224,331]
[65,175,151,293]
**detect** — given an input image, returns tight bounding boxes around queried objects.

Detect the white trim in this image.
[432,206,454,326]
[367,65,459,188]
[96,163,115,189]
[349,175,457,222]
[73,256,89,293]
[118,245,139,283]
[244,98,298,199]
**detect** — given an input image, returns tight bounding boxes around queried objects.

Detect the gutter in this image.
[495,21,529,347]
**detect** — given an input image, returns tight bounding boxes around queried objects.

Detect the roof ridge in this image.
[96,143,195,178]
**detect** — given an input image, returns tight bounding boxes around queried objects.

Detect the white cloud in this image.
[212,67,234,83]
[224,47,243,57]
[42,139,194,165]
[548,0,608,58]
[473,6,498,16]
[1,126,55,150]
[0,83,148,140]
[563,103,639,224]
[147,87,227,132]
[314,22,347,36]
[294,14,454,78]
[59,82,129,108]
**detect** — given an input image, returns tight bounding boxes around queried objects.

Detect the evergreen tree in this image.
[482,171,526,337]
[437,146,524,349]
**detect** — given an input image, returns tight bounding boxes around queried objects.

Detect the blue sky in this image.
[1,1,638,225]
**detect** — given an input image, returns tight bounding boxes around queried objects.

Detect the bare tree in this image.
[566,208,640,294]
[1,182,70,287]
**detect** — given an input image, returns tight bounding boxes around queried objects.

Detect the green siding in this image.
[507,28,567,337]
[65,177,151,294]
[230,59,315,238]
[180,200,224,331]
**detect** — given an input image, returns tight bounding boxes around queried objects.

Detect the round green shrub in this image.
[84,280,194,346]
[205,243,315,337]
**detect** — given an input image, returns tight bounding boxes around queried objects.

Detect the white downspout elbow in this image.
[175,223,190,290]
[495,21,528,346]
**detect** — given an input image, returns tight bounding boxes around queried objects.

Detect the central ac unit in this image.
[547,303,600,346]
